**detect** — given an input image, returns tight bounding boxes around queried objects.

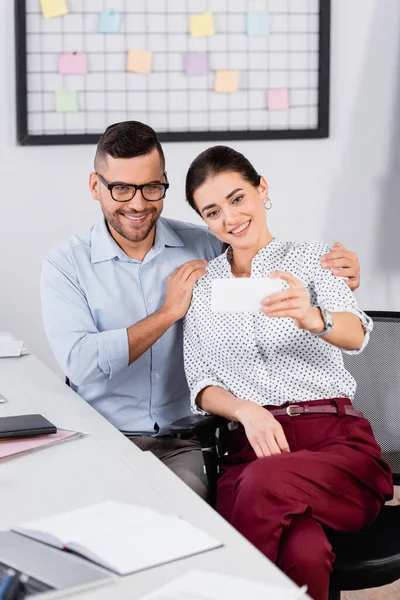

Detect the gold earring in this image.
[264,197,272,210]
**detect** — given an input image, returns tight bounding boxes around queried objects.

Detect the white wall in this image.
[1,0,400,376]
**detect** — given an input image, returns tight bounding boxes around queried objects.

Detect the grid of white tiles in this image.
[25,0,321,136]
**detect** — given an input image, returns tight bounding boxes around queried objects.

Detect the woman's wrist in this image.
[233,398,253,422]
[299,306,326,334]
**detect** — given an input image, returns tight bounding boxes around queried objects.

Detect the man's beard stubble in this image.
[106,208,160,243]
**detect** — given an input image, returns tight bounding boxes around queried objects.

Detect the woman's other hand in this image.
[235,401,290,458]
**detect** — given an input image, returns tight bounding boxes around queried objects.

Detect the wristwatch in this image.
[313,305,334,337]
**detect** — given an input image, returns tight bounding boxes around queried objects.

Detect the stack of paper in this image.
[0,335,28,358]
[140,570,308,599]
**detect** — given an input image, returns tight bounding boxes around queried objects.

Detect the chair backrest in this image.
[343,311,400,482]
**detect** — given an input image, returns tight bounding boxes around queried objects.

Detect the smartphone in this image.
[211,277,285,313]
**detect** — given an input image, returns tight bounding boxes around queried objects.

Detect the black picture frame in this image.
[15,0,331,146]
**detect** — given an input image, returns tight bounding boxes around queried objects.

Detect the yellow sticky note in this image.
[215,70,239,93]
[40,0,68,19]
[190,12,214,38]
[127,49,152,74]
[55,91,78,112]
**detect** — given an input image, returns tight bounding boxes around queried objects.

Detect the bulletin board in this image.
[15,0,331,146]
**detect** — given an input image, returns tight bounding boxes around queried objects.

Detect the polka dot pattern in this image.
[183,239,372,414]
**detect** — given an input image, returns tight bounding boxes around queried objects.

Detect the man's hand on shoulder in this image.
[320,242,360,291]
[161,260,208,321]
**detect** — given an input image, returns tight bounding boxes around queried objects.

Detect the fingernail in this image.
[332,268,340,275]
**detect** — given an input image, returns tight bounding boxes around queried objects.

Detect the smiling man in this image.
[41,121,361,499]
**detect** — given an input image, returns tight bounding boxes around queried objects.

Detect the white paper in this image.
[0,334,28,357]
[211,277,285,313]
[0,339,23,357]
[139,570,308,600]
[72,516,222,575]
[14,501,159,548]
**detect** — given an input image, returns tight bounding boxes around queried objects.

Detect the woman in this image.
[183,146,393,600]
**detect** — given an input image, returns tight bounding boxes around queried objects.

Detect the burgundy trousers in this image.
[216,398,393,600]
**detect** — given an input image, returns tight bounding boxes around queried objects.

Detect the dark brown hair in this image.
[94,121,165,171]
[185,145,261,214]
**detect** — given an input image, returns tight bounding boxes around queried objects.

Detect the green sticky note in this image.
[55,91,78,112]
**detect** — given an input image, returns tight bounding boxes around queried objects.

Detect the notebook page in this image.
[140,570,307,600]
[69,516,222,575]
[13,502,159,547]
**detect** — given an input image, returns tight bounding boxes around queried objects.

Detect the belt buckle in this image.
[286,404,301,417]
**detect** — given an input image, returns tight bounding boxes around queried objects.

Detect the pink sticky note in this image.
[58,52,88,75]
[267,88,289,110]
[184,52,208,76]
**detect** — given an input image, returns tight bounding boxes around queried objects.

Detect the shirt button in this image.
[153,409,159,415]
[154,373,160,379]
[147,297,153,304]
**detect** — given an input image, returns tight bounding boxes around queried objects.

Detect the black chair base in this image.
[328,505,400,591]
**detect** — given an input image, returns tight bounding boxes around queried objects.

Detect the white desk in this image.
[0,347,300,599]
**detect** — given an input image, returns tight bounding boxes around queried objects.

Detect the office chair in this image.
[169,311,400,598]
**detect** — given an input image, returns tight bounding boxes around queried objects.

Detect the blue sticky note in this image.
[99,10,120,34]
[247,11,269,36]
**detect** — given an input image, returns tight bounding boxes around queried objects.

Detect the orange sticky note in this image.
[40,0,68,19]
[127,49,152,74]
[214,70,239,93]
[190,12,214,38]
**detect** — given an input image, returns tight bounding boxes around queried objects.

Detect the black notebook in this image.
[0,414,57,439]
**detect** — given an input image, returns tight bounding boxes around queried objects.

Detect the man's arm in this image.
[127,260,207,364]
[320,242,360,291]
[41,258,206,386]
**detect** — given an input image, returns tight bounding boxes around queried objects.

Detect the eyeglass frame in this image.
[95,172,170,202]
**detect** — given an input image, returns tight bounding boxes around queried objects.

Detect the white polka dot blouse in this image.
[183,239,372,414]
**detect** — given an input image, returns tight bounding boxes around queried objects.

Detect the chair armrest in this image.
[169,414,221,434]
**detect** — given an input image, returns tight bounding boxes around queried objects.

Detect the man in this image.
[41,121,361,499]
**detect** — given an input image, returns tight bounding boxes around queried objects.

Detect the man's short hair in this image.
[94,121,165,172]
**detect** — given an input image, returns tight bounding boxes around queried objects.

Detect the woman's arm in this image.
[297,307,365,350]
[198,386,290,458]
[261,271,366,351]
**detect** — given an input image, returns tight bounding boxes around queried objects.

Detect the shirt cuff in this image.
[190,379,229,415]
[98,328,129,378]
[341,309,373,355]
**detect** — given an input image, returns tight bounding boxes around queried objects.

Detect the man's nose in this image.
[124,190,150,211]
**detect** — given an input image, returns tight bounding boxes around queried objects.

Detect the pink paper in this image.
[184,52,208,76]
[266,88,289,110]
[58,52,88,75]
[0,429,79,459]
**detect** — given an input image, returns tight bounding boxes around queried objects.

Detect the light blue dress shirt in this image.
[41,217,222,435]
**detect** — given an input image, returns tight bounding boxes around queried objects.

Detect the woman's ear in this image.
[89,172,100,201]
[259,176,269,197]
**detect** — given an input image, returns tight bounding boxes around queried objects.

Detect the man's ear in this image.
[259,176,269,197]
[89,172,100,201]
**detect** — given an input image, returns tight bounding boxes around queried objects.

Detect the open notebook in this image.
[12,501,222,576]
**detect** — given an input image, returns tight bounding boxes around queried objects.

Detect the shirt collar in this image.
[224,238,280,273]
[91,218,184,264]
[154,218,185,250]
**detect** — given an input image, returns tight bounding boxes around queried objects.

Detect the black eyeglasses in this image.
[96,173,169,202]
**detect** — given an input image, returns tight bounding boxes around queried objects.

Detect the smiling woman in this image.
[182,145,393,600]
